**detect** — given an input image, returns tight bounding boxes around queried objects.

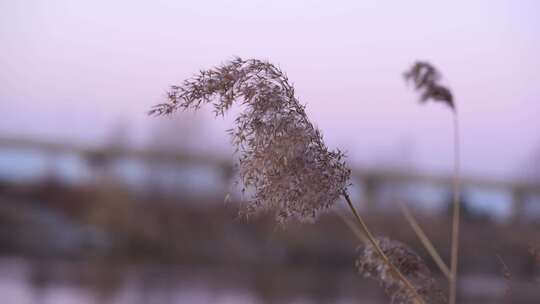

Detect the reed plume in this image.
[404,61,461,304]
[404,61,454,110]
[150,57,350,223]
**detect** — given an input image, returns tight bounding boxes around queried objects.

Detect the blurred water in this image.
[0,150,51,182]
[0,258,365,304]
[2,258,537,304]
[0,258,258,304]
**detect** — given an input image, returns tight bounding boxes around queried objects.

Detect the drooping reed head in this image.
[356,237,444,304]
[150,58,351,223]
[404,61,454,110]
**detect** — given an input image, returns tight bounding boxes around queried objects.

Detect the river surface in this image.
[0,258,365,304]
[1,258,537,303]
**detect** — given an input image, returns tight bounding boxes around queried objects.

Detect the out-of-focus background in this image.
[1,1,539,303]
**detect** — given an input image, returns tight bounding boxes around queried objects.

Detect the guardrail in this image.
[1,136,538,221]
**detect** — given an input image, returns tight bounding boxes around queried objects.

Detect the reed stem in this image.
[342,192,425,304]
[449,113,461,304]
[398,201,451,280]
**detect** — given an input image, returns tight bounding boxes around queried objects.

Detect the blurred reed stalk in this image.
[496,254,513,302]
[398,201,451,280]
[449,112,461,304]
[404,61,460,304]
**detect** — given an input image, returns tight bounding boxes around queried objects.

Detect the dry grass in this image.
[150,58,350,224]
[356,237,445,304]
[149,58,469,304]
[343,194,427,304]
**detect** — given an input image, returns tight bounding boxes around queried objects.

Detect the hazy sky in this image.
[1,0,539,180]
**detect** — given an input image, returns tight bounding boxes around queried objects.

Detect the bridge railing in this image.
[1,136,538,221]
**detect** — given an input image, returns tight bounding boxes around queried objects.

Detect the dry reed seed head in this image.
[404,61,454,110]
[356,237,445,304]
[150,57,351,223]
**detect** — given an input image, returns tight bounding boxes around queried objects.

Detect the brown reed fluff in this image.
[356,237,445,304]
[404,61,454,110]
[150,57,350,223]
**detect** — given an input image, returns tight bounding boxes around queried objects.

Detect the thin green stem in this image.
[342,192,425,304]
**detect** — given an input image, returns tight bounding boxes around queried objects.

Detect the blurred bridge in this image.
[0,136,539,222]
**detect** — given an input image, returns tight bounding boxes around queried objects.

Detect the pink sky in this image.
[1,0,539,180]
